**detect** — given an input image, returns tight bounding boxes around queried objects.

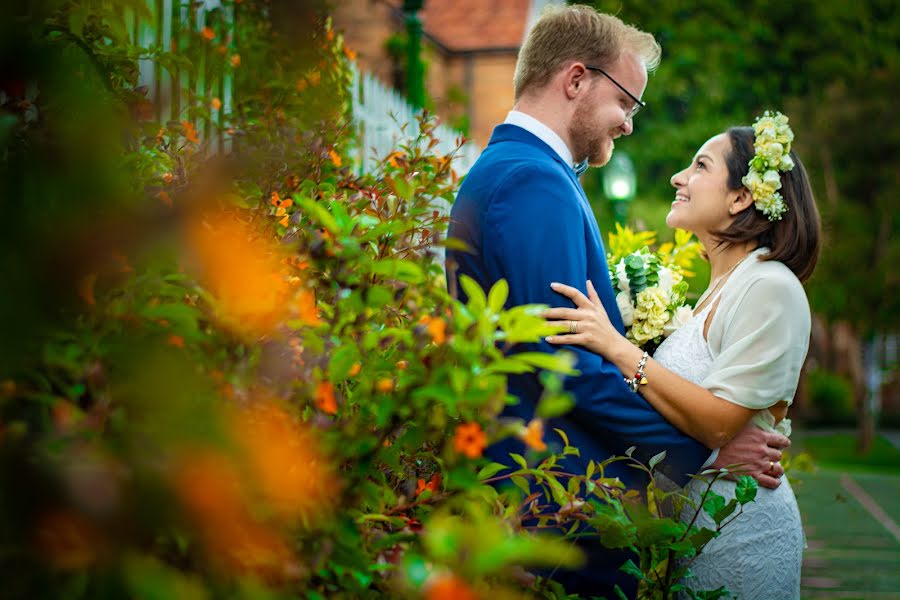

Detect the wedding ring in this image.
[569,320,577,334]
[769,460,775,472]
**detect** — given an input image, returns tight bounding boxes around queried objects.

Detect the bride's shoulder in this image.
[735,259,809,311]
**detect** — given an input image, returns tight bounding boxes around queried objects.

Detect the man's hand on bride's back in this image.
[710,422,790,490]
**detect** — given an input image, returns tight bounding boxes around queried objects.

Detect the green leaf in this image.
[483,358,535,375]
[329,345,361,382]
[477,462,509,480]
[487,279,509,313]
[370,259,424,283]
[513,351,578,375]
[713,498,738,524]
[509,453,528,470]
[459,275,487,312]
[292,192,339,233]
[735,475,758,504]
[619,559,645,582]
[648,450,667,470]
[510,475,531,496]
[702,491,726,521]
[536,393,575,419]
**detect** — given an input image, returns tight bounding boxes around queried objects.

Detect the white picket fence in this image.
[128,1,479,178]
[349,63,479,177]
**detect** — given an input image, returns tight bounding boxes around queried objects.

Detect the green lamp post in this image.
[602,151,637,225]
[403,0,425,109]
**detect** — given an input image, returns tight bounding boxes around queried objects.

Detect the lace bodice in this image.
[653,302,715,387]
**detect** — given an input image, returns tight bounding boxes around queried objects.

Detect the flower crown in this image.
[741,111,795,221]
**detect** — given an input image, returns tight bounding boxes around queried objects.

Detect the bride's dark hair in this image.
[713,126,822,283]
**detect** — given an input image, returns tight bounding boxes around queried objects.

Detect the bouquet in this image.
[609,247,694,351]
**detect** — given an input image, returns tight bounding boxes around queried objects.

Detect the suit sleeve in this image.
[484,164,710,484]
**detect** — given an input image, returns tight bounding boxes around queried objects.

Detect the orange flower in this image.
[426,573,479,600]
[158,190,173,207]
[395,360,409,370]
[217,44,228,55]
[326,28,335,42]
[230,401,340,523]
[328,148,342,167]
[201,26,215,41]
[278,215,289,228]
[386,151,405,168]
[343,46,357,61]
[230,54,241,68]
[520,419,547,452]
[188,213,290,335]
[315,381,337,415]
[294,289,320,325]
[453,422,487,459]
[416,473,440,496]
[420,315,447,345]
[348,362,361,377]
[296,79,308,92]
[167,334,185,348]
[375,378,394,393]
[162,172,174,184]
[181,120,199,144]
[211,97,222,111]
[308,71,321,86]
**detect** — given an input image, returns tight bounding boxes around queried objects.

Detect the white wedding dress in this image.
[652,296,804,600]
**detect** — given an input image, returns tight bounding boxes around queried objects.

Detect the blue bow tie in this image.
[573,160,589,177]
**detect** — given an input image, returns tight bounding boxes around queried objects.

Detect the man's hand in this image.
[710,423,790,489]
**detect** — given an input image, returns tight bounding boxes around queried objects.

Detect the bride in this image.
[544,112,821,599]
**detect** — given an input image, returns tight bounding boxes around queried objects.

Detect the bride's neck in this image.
[706,242,755,282]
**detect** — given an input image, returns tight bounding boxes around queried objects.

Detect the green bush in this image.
[0,3,758,599]
[806,369,856,425]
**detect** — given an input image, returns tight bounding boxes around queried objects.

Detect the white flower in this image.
[663,305,693,337]
[763,169,782,189]
[616,291,634,326]
[615,261,630,293]
[657,267,675,297]
[779,154,795,171]
[742,169,762,188]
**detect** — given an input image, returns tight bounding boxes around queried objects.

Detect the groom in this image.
[446,5,790,597]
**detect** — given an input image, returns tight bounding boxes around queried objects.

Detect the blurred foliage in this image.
[806,369,856,426]
[585,0,899,336]
[0,1,760,599]
[798,433,900,474]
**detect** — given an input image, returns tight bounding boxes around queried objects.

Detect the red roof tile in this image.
[390,0,530,53]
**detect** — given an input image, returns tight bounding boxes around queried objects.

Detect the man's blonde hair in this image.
[513,5,661,100]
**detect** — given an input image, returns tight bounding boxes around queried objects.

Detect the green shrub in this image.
[807,368,856,425]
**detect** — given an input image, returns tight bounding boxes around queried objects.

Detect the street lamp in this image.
[602,151,636,224]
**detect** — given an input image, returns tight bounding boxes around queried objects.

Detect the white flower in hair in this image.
[744,111,795,221]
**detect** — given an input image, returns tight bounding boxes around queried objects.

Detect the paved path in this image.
[796,469,900,599]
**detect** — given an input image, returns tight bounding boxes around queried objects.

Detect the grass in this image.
[787,430,900,598]
[793,431,900,474]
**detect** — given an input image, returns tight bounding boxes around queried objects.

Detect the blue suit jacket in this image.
[447,125,709,596]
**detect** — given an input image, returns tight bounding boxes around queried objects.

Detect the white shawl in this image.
[700,247,811,435]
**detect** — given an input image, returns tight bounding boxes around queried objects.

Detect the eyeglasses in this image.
[584,65,646,120]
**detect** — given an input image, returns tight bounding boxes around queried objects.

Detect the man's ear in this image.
[563,63,589,100]
[730,186,755,215]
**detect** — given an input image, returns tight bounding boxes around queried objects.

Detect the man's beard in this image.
[568,100,614,167]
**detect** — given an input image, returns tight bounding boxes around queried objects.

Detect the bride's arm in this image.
[544,281,755,449]
[601,331,754,449]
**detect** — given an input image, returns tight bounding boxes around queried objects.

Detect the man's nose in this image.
[621,117,634,136]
